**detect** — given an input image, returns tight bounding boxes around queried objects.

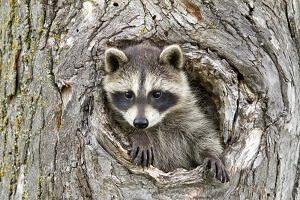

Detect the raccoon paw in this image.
[128,133,154,168]
[204,157,230,183]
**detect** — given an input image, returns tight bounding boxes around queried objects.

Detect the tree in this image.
[0,0,299,199]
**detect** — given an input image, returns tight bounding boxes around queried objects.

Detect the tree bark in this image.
[0,0,299,199]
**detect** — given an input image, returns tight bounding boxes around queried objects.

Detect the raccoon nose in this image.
[133,117,149,129]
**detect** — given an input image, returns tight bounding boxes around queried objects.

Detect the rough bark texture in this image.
[0,0,300,199]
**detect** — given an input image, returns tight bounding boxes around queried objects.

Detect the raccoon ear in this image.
[104,48,128,73]
[159,45,184,70]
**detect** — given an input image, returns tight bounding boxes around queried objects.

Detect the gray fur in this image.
[103,43,229,182]
[105,48,128,73]
[159,44,184,69]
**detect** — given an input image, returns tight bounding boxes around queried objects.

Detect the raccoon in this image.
[103,43,229,182]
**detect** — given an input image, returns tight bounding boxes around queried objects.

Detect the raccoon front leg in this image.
[203,155,229,183]
[194,141,230,183]
[128,132,154,168]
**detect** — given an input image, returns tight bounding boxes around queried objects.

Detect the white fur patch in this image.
[122,105,163,128]
[123,105,138,127]
[145,105,162,128]
[130,73,140,96]
[144,74,160,94]
[104,72,140,96]
[144,72,190,98]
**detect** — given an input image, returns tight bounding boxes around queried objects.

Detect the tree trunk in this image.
[1,0,299,199]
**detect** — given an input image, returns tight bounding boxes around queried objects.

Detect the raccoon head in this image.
[103,44,191,129]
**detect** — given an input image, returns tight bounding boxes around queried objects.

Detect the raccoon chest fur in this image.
[149,127,195,172]
[103,43,229,182]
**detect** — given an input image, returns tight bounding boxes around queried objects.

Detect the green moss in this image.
[37,175,42,199]
[9,0,17,6]
[139,26,147,34]
[22,27,30,47]
[9,0,18,21]
[0,100,8,132]
[54,58,60,65]
[22,191,28,200]
[30,39,37,53]
[37,15,45,35]
[7,0,19,41]
[11,38,19,51]
[53,32,60,41]
[13,113,22,169]
[15,115,22,130]
[9,169,17,195]
[23,54,32,64]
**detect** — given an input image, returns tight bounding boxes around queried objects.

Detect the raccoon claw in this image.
[131,148,154,168]
[204,157,230,183]
[130,145,154,168]
[128,133,154,168]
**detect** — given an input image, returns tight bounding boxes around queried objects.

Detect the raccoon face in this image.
[103,44,190,129]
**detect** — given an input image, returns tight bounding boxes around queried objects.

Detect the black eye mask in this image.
[111,91,135,111]
[110,89,178,114]
[148,91,178,112]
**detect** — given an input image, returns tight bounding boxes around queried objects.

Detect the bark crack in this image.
[283,0,300,76]
[283,1,295,39]
[246,3,290,118]
[73,101,94,198]
[75,167,93,199]
[41,1,59,50]
[292,151,300,199]
[274,152,281,199]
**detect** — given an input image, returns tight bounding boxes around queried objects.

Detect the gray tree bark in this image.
[0,0,299,199]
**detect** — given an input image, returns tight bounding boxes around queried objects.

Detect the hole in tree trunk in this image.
[188,78,220,129]
[96,42,229,185]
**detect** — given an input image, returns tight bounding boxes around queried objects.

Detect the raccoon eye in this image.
[152,91,162,99]
[124,91,134,99]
